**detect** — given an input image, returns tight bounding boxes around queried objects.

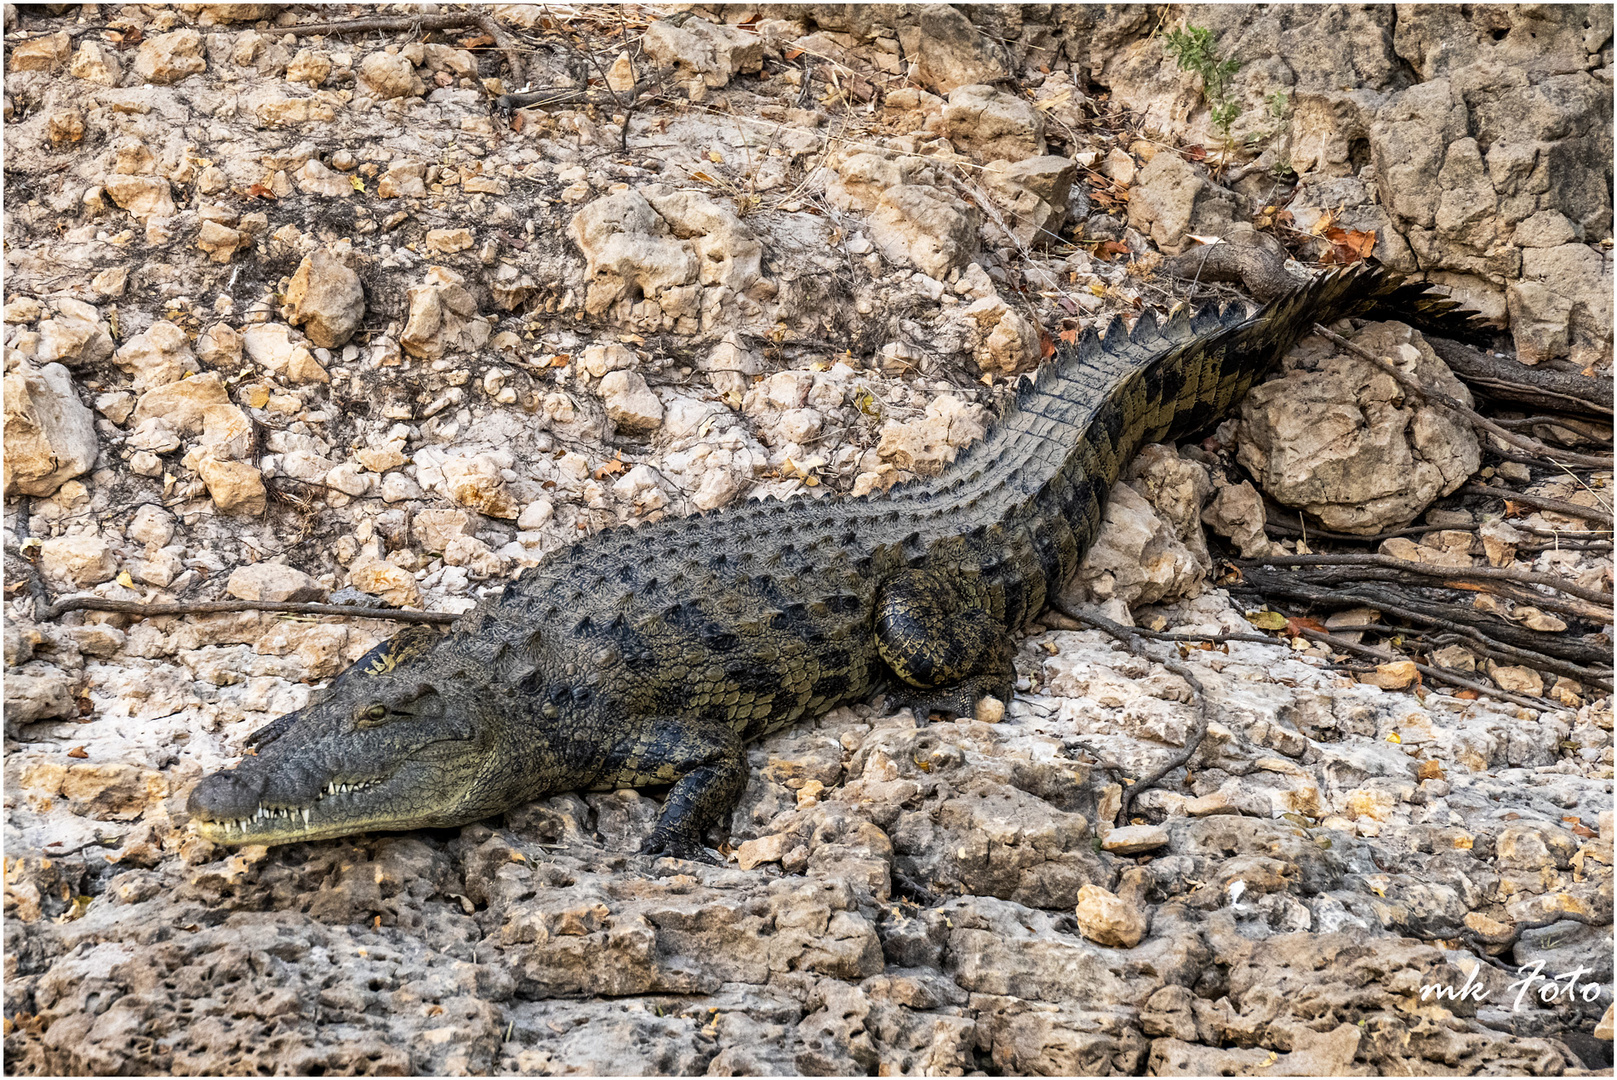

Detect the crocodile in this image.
[188,263,1485,858]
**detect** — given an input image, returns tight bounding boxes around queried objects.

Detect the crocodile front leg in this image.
[603,717,747,862]
[874,567,1015,720]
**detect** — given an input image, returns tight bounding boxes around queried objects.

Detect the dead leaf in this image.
[1285,615,1328,636]
[1039,331,1056,360]
[1246,610,1288,631]
[67,746,88,759]
[1183,145,1207,162]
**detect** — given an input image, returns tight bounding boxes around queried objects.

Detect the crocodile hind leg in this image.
[612,718,747,863]
[874,568,1016,720]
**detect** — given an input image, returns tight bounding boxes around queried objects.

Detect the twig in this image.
[1460,484,1614,528]
[1294,628,1557,711]
[1051,603,1211,826]
[39,596,458,625]
[1234,553,1612,607]
[1427,633,1610,693]
[1312,323,1615,470]
[476,12,531,91]
[284,13,483,37]
[496,77,661,111]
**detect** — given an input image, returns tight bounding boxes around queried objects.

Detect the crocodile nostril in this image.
[186,770,264,819]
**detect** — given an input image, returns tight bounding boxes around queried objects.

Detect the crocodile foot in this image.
[885,673,1013,722]
[640,829,720,865]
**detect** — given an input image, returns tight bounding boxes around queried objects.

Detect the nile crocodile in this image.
[188,264,1484,859]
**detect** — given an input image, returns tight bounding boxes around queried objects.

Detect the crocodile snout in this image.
[187,768,267,821]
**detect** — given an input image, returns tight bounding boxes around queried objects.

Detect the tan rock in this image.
[3,362,99,497]
[413,508,475,552]
[12,31,71,71]
[70,40,122,84]
[196,323,242,367]
[284,248,365,348]
[357,446,407,473]
[38,535,117,589]
[1074,884,1148,948]
[1100,824,1169,854]
[295,159,351,198]
[102,175,177,223]
[1489,664,1543,696]
[114,320,198,392]
[226,563,324,603]
[642,16,762,89]
[133,29,206,84]
[286,48,332,88]
[441,457,519,520]
[359,51,420,99]
[877,394,987,476]
[132,372,231,434]
[196,221,245,262]
[378,162,427,198]
[1596,1003,1614,1041]
[606,52,635,93]
[196,455,267,515]
[241,323,329,383]
[426,228,474,254]
[400,267,489,359]
[868,185,978,280]
[943,84,1046,163]
[735,833,788,870]
[1360,660,1418,690]
[348,555,422,607]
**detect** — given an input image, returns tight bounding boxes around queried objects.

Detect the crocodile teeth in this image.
[301,807,310,826]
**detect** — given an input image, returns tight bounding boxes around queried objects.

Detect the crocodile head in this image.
[187,627,540,846]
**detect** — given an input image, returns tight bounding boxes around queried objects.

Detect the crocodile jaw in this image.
[191,773,418,846]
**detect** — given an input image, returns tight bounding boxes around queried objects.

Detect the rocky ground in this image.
[3,3,1613,1075]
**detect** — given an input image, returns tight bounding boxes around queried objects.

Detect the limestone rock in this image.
[876,395,988,476]
[600,370,664,432]
[348,555,422,607]
[440,456,520,520]
[70,40,121,84]
[38,535,117,589]
[897,5,1011,93]
[3,363,98,497]
[36,306,114,367]
[226,564,325,603]
[400,267,489,359]
[113,320,198,393]
[868,185,978,279]
[133,29,206,84]
[1065,482,1206,609]
[359,51,421,99]
[12,31,71,71]
[642,17,762,89]
[102,176,177,223]
[981,155,1082,247]
[1101,825,1169,854]
[1074,884,1148,948]
[131,372,231,435]
[241,324,329,384]
[1201,480,1276,558]
[1126,152,1238,256]
[284,248,365,348]
[195,455,267,515]
[943,85,1045,163]
[1237,323,1481,533]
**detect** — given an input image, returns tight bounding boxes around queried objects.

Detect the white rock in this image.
[128,504,176,549]
[226,563,324,603]
[600,370,664,431]
[38,535,117,588]
[517,499,555,530]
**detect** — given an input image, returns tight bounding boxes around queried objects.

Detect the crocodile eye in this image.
[355,702,389,728]
[366,704,387,719]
